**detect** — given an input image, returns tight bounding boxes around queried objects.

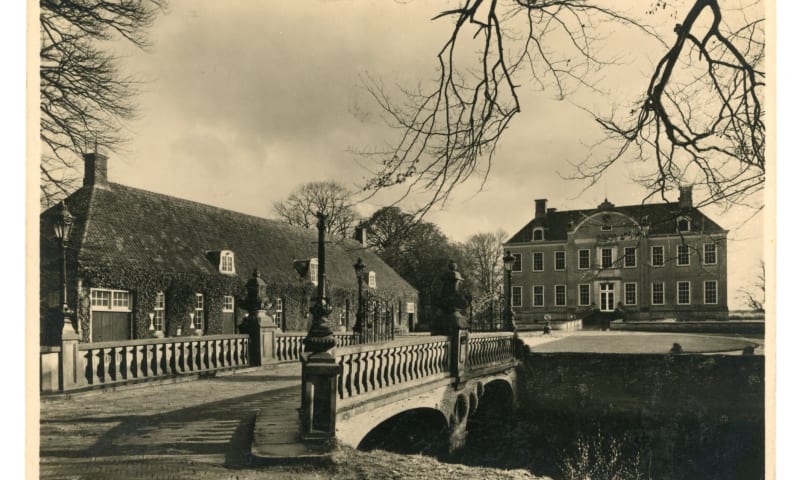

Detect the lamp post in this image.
[303,212,336,353]
[502,251,516,332]
[353,257,366,343]
[53,202,78,338]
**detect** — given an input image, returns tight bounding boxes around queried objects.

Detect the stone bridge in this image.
[298,331,520,454]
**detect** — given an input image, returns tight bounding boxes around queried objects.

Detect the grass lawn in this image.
[528,332,760,354]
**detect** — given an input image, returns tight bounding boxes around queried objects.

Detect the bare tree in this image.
[40,0,166,207]
[462,230,507,299]
[273,181,358,238]
[739,259,765,312]
[362,0,764,215]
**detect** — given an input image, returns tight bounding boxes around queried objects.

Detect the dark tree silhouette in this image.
[40,0,166,207]
[273,181,358,238]
[362,0,764,215]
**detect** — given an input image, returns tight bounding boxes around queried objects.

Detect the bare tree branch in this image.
[40,0,167,208]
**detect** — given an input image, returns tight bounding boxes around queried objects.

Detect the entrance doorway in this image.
[600,283,615,312]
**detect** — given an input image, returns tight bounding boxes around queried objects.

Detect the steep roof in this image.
[42,183,417,294]
[506,200,726,244]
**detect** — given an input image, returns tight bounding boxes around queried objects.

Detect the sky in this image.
[99,0,766,309]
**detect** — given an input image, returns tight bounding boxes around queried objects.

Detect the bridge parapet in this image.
[336,335,450,406]
[467,332,517,375]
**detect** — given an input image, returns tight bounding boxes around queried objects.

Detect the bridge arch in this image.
[357,407,449,455]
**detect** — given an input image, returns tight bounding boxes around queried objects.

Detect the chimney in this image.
[678,185,693,209]
[354,224,368,247]
[535,199,547,219]
[83,152,109,188]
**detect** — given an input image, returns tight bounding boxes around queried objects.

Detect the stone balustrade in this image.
[42,334,250,392]
[466,332,516,372]
[273,332,359,362]
[335,335,450,403]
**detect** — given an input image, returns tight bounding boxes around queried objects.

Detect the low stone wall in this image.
[610,319,764,335]
[518,352,764,421]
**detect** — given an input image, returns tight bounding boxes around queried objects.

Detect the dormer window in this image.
[309,258,319,285]
[368,271,376,289]
[532,228,544,241]
[677,217,691,232]
[219,250,236,274]
[601,224,612,231]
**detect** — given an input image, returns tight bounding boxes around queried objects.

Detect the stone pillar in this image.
[59,312,82,391]
[439,261,470,386]
[241,269,280,366]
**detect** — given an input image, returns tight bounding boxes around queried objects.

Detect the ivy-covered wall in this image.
[68,264,418,342]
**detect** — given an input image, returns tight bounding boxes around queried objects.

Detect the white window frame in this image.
[406,302,415,314]
[677,244,690,266]
[532,228,544,241]
[578,249,590,270]
[703,243,718,265]
[532,252,544,272]
[623,247,637,268]
[153,291,165,331]
[368,271,377,289]
[219,250,236,274]
[554,251,566,271]
[601,248,613,269]
[194,293,205,331]
[511,253,522,272]
[90,288,132,312]
[511,286,522,307]
[704,280,718,305]
[651,245,665,267]
[651,283,665,305]
[276,297,284,314]
[624,282,637,306]
[532,285,544,308]
[554,284,567,307]
[578,284,591,306]
[309,258,319,285]
[677,216,691,232]
[601,224,613,231]
[677,281,691,305]
[222,295,235,312]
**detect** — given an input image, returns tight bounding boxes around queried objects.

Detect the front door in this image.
[600,283,615,312]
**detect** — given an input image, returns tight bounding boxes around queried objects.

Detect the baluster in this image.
[360,351,370,394]
[382,348,390,387]
[149,343,157,376]
[422,343,431,378]
[215,339,223,369]
[234,338,242,366]
[224,338,231,367]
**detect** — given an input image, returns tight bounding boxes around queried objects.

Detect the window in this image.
[677,281,691,305]
[554,251,566,271]
[651,283,665,305]
[677,245,690,266]
[511,253,522,272]
[554,285,567,306]
[406,302,415,314]
[704,281,718,304]
[579,284,591,306]
[578,249,590,270]
[623,247,637,268]
[511,286,522,307]
[219,250,235,274]
[704,243,717,265]
[222,295,234,312]
[276,297,283,314]
[194,293,205,330]
[601,248,613,268]
[533,228,544,241]
[90,289,131,311]
[677,217,691,232]
[624,283,637,305]
[153,292,165,331]
[309,258,319,285]
[368,271,377,288]
[532,285,544,307]
[601,224,612,231]
[651,246,664,267]
[532,252,544,272]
